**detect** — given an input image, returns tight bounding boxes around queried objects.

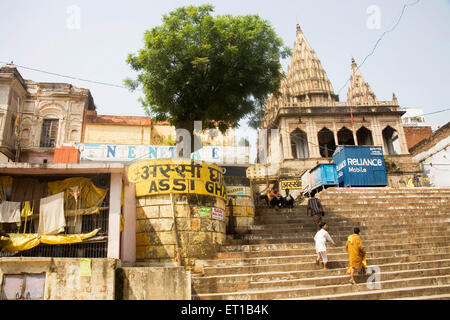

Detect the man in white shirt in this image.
[314,222,335,270]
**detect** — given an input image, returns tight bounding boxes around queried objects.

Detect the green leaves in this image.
[125,4,290,132]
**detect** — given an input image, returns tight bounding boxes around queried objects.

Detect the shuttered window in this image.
[40,119,59,147]
[1,273,45,300]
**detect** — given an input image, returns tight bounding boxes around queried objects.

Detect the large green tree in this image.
[125,4,290,151]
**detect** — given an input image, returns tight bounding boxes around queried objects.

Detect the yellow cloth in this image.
[120,215,125,233]
[346,234,367,274]
[0,228,101,252]
[21,201,33,218]
[47,177,107,211]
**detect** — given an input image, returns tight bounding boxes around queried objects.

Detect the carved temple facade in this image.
[251,25,417,185]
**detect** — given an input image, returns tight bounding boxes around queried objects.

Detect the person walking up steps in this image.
[307,193,324,230]
[346,227,367,285]
[314,222,335,270]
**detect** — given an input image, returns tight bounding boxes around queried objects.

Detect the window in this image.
[40,119,59,147]
[1,273,45,300]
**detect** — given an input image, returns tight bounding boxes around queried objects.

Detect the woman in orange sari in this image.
[346,227,367,284]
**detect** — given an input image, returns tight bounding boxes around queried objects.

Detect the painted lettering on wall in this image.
[77,144,250,164]
[127,159,226,200]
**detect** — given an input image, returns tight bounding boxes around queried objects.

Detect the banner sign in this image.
[280,179,302,190]
[212,207,225,221]
[78,144,249,165]
[127,159,226,200]
[225,186,252,197]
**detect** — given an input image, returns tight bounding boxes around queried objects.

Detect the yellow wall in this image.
[84,124,152,145]
[84,123,236,147]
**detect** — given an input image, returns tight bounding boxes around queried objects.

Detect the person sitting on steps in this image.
[269,188,284,209]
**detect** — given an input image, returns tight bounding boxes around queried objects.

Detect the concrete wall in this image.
[0,257,118,300]
[413,136,450,187]
[116,267,191,300]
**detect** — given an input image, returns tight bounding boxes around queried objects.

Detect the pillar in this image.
[120,183,136,264]
[108,172,123,259]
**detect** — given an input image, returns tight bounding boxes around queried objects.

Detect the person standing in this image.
[346,227,367,284]
[314,222,335,270]
[307,193,325,230]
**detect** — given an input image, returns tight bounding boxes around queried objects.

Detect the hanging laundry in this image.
[38,192,65,235]
[0,201,21,224]
[48,177,107,210]
[67,186,82,234]
[21,201,34,234]
[11,178,48,215]
[21,201,33,218]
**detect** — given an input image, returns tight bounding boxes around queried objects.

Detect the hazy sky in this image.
[1,0,449,156]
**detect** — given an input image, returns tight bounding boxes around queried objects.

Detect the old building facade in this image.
[0,63,95,164]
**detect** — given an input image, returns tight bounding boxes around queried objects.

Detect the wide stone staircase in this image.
[191,188,450,300]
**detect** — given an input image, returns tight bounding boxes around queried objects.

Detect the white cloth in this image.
[314,228,334,253]
[38,192,65,235]
[0,201,21,224]
[319,251,328,263]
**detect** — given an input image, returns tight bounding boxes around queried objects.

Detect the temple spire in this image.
[285,24,338,103]
[347,58,377,105]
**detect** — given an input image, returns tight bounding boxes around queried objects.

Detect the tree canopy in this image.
[125,4,290,136]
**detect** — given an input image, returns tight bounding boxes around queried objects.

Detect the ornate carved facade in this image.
[255,25,413,181]
[0,64,95,163]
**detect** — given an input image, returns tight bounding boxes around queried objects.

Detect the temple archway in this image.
[338,127,355,146]
[318,127,336,158]
[290,129,309,159]
[357,126,374,146]
[383,126,401,155]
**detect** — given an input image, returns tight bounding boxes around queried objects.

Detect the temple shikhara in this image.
[249,25,418,186]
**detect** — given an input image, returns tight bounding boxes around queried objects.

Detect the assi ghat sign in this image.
[127,159,226,200]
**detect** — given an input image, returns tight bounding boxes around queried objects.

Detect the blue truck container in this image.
[303,164,339,195]
[332,146,388,187]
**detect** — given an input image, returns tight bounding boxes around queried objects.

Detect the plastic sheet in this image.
[47,177,107,211]
[0,228,101,253]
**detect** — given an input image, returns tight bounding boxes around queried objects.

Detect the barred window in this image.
[40,119,59,148]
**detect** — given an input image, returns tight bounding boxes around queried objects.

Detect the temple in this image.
[251,25,417,186]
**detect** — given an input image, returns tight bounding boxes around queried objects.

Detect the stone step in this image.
[253,215,450,225]
[233,230,450,242]
[216,241,450,259]
[201,246,450,268]
[193,275,450,300]
[224,235,450,246]
[239,228,450,239]
[192,260,450,290]
[194,188,450,300]
[319,187,450,194]
[248,223,450,234]
[391,293,450,300]
[317,193,450,197]
[220,237,450,252]
[256,209,450,218]
[290,284,450,300]
[256,205,449,215]
[201,253,450,276]
[193,267,450,295]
